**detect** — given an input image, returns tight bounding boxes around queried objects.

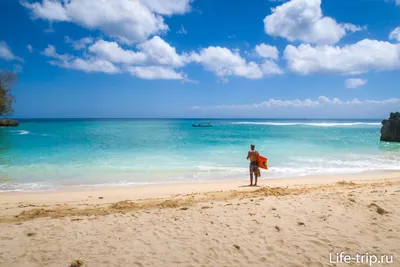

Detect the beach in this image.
[2,0,400,265]
[0,171,399,267]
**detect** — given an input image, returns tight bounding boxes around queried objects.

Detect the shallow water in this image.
[0,119,399,191]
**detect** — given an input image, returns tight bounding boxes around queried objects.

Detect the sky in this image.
[0,0,399,119]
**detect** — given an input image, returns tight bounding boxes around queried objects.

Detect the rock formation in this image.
[380,112,400,142]
[0,119,19,127]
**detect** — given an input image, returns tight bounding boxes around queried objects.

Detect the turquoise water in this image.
[1,119,399,191]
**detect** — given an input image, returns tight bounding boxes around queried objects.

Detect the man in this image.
[246,144,259,186]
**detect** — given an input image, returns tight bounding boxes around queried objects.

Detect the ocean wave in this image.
[0,182,54,192]
[2,153,399,191]
[232,122,381,127]
[17,130,30,135]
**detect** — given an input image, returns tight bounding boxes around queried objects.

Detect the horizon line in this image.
[9,117,385,120]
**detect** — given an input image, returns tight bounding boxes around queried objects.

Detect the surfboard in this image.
[258,155,268,170]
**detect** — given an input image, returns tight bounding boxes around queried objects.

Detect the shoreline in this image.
[1,168,399,194]
[0,170,399,220]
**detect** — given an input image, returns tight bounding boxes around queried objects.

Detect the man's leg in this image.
[254,168,258,186]
[249,165,253,186]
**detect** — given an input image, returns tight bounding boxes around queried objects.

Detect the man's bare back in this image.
[247,150,259,162]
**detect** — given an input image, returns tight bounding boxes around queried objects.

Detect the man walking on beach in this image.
[247,144,259,186]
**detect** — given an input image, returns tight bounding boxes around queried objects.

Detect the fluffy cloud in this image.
[192,96,400,118]
[194,96,400,109]
[21,0,69,21]
[253,44,283,75]
[137,36,187,67]
[284,39,400,75]
[43,45,119,74]
[42,44,189,79]
[87,37,188,69]
[389,27,400,42]
[190,46,265,80]
[43,45,72,61]
[26,44,33,53]
[0,41,22,62]
[88,40,147,64]
[264,0,364,44]
[127,66,186,80]
[21,0,175,44]
[50,58,120,74]
[139,0,192,15]
[65,36,94,50]
[261,60,284,75]
[345,78,367,88]
[255,43,279,60]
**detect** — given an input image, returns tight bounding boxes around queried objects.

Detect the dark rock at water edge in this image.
[0,119,19,127]
[380,112,400,142]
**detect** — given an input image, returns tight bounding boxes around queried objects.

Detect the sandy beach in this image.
[0,172,399,267]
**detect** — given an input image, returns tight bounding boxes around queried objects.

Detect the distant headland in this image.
[0,119,19,127]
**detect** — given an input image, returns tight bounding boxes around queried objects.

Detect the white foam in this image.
[17,130,30,135]
[232,122,381,127]
[0,182,54,192]
[2,152,399,191]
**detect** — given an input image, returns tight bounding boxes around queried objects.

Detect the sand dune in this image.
[0,173,399,267]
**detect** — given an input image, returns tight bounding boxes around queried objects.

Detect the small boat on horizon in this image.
[192,122,212,127]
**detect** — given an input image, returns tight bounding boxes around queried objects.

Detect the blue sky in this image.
[0,0,399,118]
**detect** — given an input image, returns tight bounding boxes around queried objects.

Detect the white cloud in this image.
[261,60,284,75]
[192,96,400,118]
[342,23,367,32]
[43,44,187,79]
[43,44,119,74]
[190,46,265,80]
[27,44,33,53]
[13,64,23,74]
[127,66,186,80]
[0,41,23,62]
[49,58,120,74]
[177,24,188,35]
[65,36,94,50]
[22,0,172,44]
[87,37,188,70]
[137,36,187,67]
[21,0,69,21]
[345,78,367,88]
[284,39,400,75]
[43,45,72,61]
[0,41,15,61]
[139,0,192,15]
[194,96,400,110]
[88,40,147,64]
[264,0,364,44]
[255,43,279,60]
[389,27,400,42]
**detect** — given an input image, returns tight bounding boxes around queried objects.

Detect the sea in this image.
[0,119,399,192]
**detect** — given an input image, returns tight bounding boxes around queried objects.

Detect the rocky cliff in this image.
[380,112,400,142]
[0,119,19,127]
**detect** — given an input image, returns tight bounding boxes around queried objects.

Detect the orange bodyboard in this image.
[258,155,268,170]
